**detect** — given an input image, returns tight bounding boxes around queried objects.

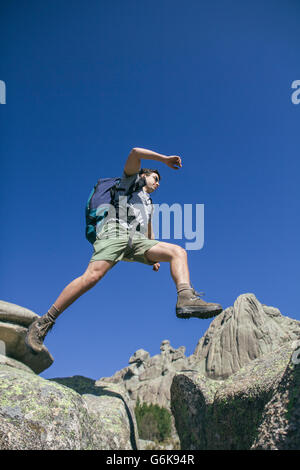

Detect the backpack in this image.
[85,175,149,244]
[85,177,121,244]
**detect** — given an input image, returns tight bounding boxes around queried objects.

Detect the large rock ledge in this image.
[0,365,139,450]
[0,300,53,374]
[171,341,300,450]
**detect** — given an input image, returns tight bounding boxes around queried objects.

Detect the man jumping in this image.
[25,147,223,354]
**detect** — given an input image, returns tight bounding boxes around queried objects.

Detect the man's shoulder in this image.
[119,171,141,190]
[120,171,140,181]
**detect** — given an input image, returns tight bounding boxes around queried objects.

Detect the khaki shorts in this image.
[89,228,159,266]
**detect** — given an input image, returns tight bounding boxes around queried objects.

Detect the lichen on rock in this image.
[0,365,138,450]
[171,342,300,450]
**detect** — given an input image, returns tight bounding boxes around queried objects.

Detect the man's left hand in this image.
[164,155,182,170]
[152,262,160,272]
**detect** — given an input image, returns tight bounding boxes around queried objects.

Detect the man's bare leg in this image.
[53,260,114,313]
[145,242,223,319]
[25,260,114,354]
[145,241,190,288]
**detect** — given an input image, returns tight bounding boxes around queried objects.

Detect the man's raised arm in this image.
[124,147,182,176]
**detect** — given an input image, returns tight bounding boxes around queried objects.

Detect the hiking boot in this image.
[25,314,55,354]
[176,287,223,319]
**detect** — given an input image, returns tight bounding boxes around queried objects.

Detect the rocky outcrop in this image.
[83,383,139,450]
[0,365,139,450]
[171,341,300,450]
[0,354,34,374]
[251,341,300,449]
[49,375,139,450]
[171,293,300,450]
[0,300,53,374]
[0,300,139,450]
[190,294,300,379]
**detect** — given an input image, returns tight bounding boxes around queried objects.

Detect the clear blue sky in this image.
[1,0,300,381]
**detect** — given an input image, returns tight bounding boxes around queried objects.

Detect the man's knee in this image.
[145,242,187,263]
[83,262,110,287]
[171,244,187,259]
[85,271,102,287]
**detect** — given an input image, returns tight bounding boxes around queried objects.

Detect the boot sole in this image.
[176,305,223,319]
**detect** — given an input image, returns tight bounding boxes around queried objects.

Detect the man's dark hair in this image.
[139,168,161,181]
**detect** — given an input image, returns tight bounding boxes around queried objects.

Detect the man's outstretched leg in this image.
[25,260,114,354]
[145,242,223,319]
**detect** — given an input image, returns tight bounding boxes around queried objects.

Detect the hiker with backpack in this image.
[25,147,223,354]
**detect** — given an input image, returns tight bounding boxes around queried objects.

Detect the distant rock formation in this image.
[190,294,300,379]
[98,340,189,411]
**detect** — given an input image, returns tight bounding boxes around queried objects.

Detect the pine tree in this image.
[134,400,172,442]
